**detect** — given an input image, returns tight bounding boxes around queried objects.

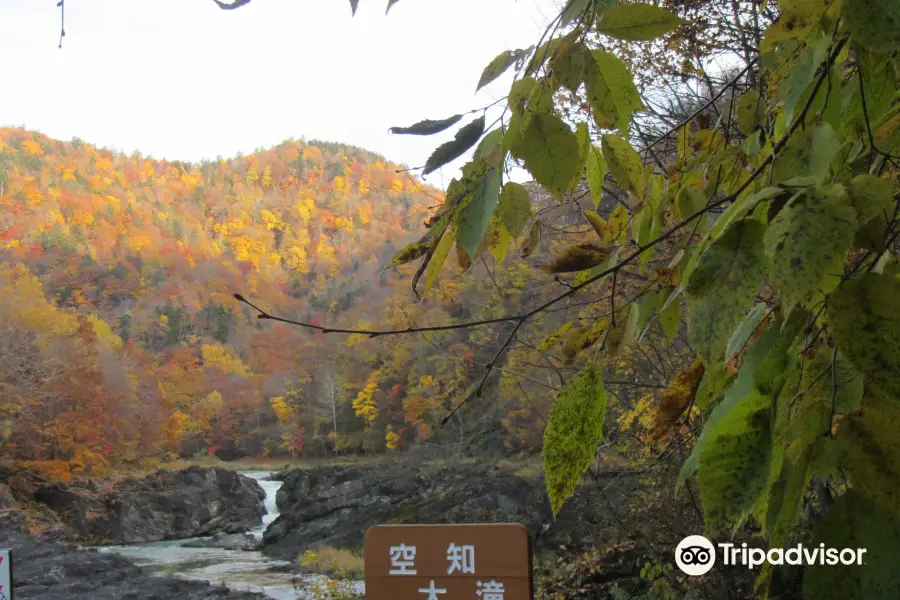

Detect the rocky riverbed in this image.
[31,466,267,544]
[0,464,281,598]
[0,535,267,600]
[260,460,632,560]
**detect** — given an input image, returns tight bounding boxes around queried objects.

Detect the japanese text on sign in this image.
[365,524,532,600]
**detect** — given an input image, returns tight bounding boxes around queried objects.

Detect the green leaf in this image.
[659,293,680,343]
[764,185,857,314]
[695,364,732,410]
[777,36,830,131]
[709,186,786,241]
[389,114,463,135]
[622,302,640,349]
[636,289,660,336]
[605,304,638,358]
[585,50,643,133]
[456,168,501,258]
[601,134,646,198]
[543,365,607,517]
[829,273,900,401]
[849,174,894,225]
[725,303,768,363]
[596,2,685,40]
[835,408,900,517]
[771,122,842,184]
[842,0,900,52]
[803,491,900,599]
[423,229,456,297]
[477,49,526,91]
[571,122,591,189]
[685,316,797,500]
[685,219,768,363]
[508,77,537,115]
[423,116,486,175]
[737,89,765,134]
[677,125,690,160]
[474,128,503,162]
[754,442,812,595]
[760,0,834,52]
[386,0,401,13]
[777,349,862,450]
[586,145,608,209]
[549,40,591,94]
[675,186,707,220]
[521,219,542,258]
[520,113,581,196]
[698,388,772,534]
[497,182,531,237]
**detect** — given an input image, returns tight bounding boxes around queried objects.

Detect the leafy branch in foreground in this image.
[228,1,897,597]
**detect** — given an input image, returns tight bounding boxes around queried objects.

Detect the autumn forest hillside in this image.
[2,126,563,478]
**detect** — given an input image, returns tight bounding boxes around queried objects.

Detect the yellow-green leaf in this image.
[477,49,526,91]
[497,182,531,237]
[737,89,765,134]
[585,51,643,133]
[828,273,900,401]
[521,113,581,196]
[521,219,542,258]
[602,134,646,198]
[596,2,686,41]
[456,168,501,258]
[584,209,609,242]
[543,365,607,517]
[586,145,607,209]
[763,185,857,314]
[423,229,456,296]
[685,219,767,363]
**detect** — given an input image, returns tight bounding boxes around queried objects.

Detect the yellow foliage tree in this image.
[200,343,251,378]
[385,425,400,450]
[352,370,380,430]
[270,395,293,426]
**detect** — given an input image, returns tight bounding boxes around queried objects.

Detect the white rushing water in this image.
[246,471,283,540]
[97,470,362,600]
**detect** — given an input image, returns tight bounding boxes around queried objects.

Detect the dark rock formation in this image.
[263,465,568,559]
[262,462,633,560]
[32,466,265,544]
[182,532,261,551]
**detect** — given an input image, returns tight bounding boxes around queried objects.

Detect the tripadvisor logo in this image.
[676,535,716,576]
[675,536,868,576]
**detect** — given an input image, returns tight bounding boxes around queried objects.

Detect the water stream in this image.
[97,471,358,599]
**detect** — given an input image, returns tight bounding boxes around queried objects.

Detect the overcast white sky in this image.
[1,0,560,188]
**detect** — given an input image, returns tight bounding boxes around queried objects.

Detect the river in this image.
[97,471,363,599]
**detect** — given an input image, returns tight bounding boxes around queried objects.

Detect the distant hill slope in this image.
[0,128,433,319]
[0,127,468,476]
[0,128,584,479]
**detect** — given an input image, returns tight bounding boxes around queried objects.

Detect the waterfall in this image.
[243,471,284,539]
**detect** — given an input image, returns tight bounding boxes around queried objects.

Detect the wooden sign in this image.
[0,550,12,600]
[364,523,532,599]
